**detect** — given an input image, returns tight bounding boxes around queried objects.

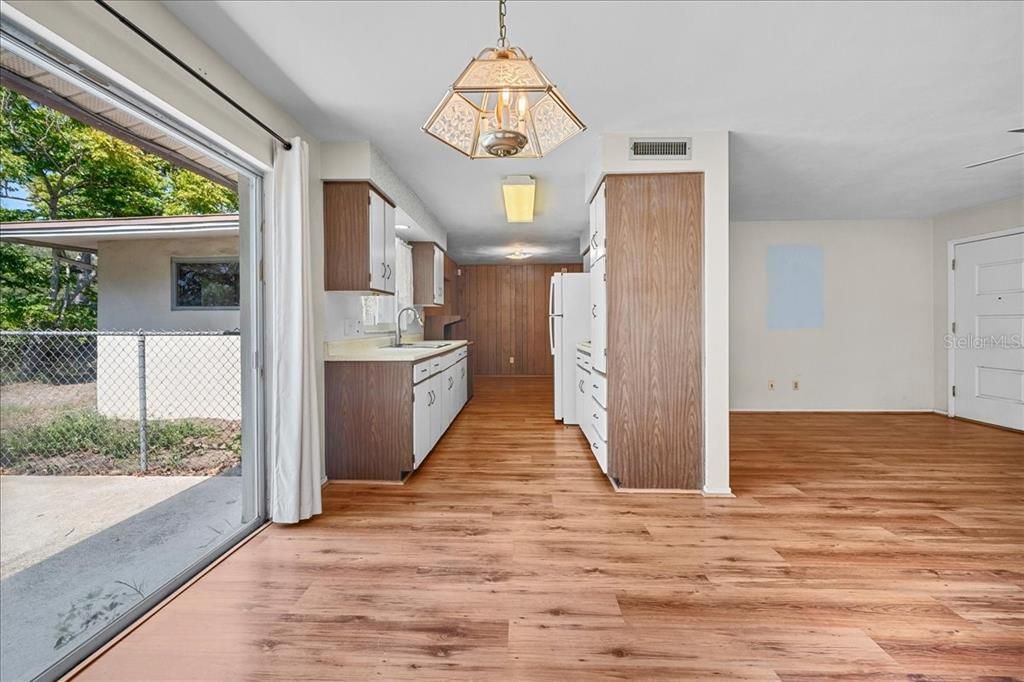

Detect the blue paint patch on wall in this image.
[766,245,824,329]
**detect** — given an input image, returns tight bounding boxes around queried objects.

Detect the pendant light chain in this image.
[497,0,508,47]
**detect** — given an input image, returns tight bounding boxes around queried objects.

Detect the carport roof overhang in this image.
[0,214,239,252]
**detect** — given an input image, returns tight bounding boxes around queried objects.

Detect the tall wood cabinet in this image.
[589,173,704,490]
[324,181,396,293]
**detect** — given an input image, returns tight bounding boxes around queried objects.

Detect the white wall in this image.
[731,220,934,411]
[931,196,1024,411]
[586,131,730,494]
[98,237,240,332]
[97,335,240,420]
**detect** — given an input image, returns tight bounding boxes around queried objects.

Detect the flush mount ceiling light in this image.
[395,223,410,230]
[502,175,535,222]
[506,249,532,260]
[422,0,585,159]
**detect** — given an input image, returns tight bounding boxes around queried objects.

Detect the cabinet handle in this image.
[592,304,597,318]
[579,379,584,392]
[385,263,391,280]
[381,263,387,279]
[428,390,434,406]
[448,376,454,389]
[593,413,598,419]
[593,384,598,389]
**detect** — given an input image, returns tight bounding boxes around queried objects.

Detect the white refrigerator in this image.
[549,272,591,423]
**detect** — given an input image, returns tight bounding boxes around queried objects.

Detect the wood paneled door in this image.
[606,173,703,490]
[459,263,583,376]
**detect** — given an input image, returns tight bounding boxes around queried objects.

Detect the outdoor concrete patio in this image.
[0,473,245,681]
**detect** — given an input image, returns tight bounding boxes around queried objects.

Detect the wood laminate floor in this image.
[76,377,1024,680]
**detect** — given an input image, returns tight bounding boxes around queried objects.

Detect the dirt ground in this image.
[0,382,240,476]
[0,381,95,430]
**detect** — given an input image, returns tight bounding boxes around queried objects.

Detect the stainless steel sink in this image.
[385,341,453,349]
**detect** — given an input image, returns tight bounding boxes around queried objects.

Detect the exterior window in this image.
[172,259,240,309]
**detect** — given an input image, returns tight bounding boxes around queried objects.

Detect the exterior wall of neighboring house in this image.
[96,236,241,420]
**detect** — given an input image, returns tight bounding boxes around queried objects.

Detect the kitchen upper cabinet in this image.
[324,181,396,293]
[590,256,607,373]
[412,241,446,306]
[434,246,445,305]
[588,181,606,264]
[382,201,396,293]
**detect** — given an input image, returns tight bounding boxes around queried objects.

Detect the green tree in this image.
[0,86,237,329]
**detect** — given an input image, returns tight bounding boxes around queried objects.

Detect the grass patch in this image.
[0,410,237,475]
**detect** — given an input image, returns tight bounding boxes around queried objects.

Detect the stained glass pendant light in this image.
[422,0,585,159]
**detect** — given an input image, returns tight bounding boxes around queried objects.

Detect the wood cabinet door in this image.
[382,201,396,294]
[368,190,387,291]
[590,257,607,373]
[413,378,432,469]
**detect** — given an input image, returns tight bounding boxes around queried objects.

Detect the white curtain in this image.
[267,137,322,523]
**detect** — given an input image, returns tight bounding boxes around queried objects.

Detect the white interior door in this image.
[952,231,1024,430]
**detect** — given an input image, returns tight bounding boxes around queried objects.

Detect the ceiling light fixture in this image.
[422,0,585,159]
[395,223,410,230]
[506,249,532,260]
[502,175,535,223]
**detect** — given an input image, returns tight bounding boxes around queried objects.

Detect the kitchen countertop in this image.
[325,338,469,362]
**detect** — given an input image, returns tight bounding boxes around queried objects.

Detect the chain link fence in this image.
[0,330,241,476]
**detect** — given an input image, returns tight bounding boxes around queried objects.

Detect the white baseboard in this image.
[730,408,936,413]
[702,487,734,497]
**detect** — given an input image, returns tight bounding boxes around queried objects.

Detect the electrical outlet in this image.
[509,356,515,365]
[768,381,775,391]
[792,380,800,391]
[343,319,362,336]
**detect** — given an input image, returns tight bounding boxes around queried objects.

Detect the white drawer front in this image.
[591,399,607,441]
[413,361,431,383]
[591,371,607,408]
[576,352,591,372]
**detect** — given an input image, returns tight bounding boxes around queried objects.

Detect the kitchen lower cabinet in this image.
[590,257,607,373]
[413,377,434,469]
[326,345,472,480]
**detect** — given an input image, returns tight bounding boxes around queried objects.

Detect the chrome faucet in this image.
[396,306,423,347]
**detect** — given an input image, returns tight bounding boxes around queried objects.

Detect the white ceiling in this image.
[164,1,1023,264]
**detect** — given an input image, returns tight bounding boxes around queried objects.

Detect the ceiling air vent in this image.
[629,137,691,160]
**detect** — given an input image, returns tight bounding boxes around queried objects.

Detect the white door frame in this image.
[0,10,271,682]
[946,226,1024,419]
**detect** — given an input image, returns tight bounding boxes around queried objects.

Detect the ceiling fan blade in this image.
[965,150,1024,169]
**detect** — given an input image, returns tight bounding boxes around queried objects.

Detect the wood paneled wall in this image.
[458,263,583,375]
[606,173,704,490]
